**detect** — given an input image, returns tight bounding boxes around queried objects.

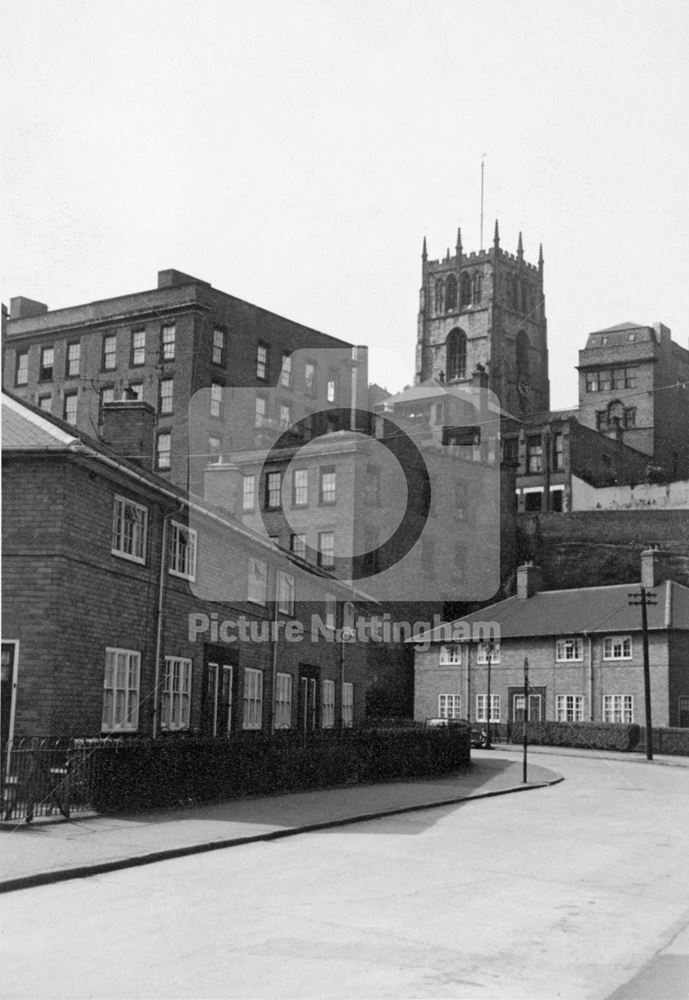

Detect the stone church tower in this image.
[415,222,550,417]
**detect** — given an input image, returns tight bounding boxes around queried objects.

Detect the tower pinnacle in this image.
[493,219,500,248]
[422,236,427,261]
[456,227,462,254]
[517,231,524,259]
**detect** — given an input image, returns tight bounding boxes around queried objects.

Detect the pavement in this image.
[0,754,562,894]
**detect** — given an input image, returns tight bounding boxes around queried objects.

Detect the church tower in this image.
[415,222,550,417]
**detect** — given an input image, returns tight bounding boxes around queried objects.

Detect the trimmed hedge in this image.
[507,721,641,751]
[638,727,689,756]
[91,728,471,814]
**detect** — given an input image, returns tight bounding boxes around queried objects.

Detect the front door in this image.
[1,643,18,752]
[202,645,237,736]
[298,666,319,732]
[510,687,546,722]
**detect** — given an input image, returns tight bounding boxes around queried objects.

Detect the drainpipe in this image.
[152,509,177,739]
[270,575,280,735]
[585,632,593,721]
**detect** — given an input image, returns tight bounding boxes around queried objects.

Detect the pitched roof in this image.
[416,580,689,643]
[594,321,645,333]
[2,394,80,450]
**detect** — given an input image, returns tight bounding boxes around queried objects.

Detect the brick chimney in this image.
[517,561,542,599]
[101,401,155,470]
[204,461,243,515]
[640,547,676,588]
[10,296,48,320]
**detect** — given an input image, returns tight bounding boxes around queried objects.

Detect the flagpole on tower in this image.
[480,154,487,250]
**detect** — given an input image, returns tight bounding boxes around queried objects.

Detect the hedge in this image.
[91,727,471,813]
[506,721,641,751]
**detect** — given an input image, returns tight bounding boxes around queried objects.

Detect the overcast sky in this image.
[3,0,688,407]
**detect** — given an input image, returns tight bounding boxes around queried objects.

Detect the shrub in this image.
[507,721,641,751]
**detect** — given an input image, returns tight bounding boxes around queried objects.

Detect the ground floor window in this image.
[275,672,292,729]
[438,693,462,719]
[476,694,500,722]
[679,696,689,729]
[321,679,335,729]
[102,648,141,733]
[603,694,633,724]
[161,656,192,731]
[556,694,584,722]
[342,682,354,728]
[243,668,264,729]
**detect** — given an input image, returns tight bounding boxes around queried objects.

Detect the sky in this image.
[3,0,689,408]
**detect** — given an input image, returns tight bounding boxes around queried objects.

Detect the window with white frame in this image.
[292,469,308,506]
[318,531,335,568]
[63,392,78,425]
[210,382,223,418]
[265,471,282,510]
[242,475,256,511]
[322,679,335,728]
[279,401,292,429]
[102,648,140,732]
[101,387,116,406]
[603,635,632,660]
[556,638,583,662]
[603,694,634,723]
[161,656,192,730]
[319,466,336,504]
[290,533,307,559]
[556,694,584,722]
[161,323,176,361]
[476,643,500,664]
[277,571,295,615]
[248,558,267,605]
[112,495,148,563]
[66,341,81,377]
[438,694,462,719]
[130,329,146,366]
[304,361,316,396]
[169,521,197,581]
[342,682,354,728]
[103,334,117,370]
[439,644,461,665]
[159,377,174,415]
[275,672,292,729]
[243,668,263,729]
[38,395,52,412]
[256,343,268,380]
[212,327,226,366]
[15,350,29,386]
[40,346,54,381]
[128,382,143,400]
[326,371,337,403]
[476,694,500,722]
[156,431,171,470]
[255,394,267,427]
[280,352,292,387]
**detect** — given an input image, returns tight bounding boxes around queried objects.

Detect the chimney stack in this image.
[204,461,243,515]
[517,561,542,599]
[640,547,676,588]
[101,401,155,470]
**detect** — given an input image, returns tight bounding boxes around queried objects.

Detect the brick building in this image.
[3,270,366,492]
[1,392,376,749]
[413,554,689,729]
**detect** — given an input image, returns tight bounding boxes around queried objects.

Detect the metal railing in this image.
[1,738,100,824]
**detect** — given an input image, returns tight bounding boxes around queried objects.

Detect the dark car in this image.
[470,726,487,748]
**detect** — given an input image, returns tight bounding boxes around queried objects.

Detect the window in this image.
[127,382,143,401]
[438,694,461,719]
[624,407,636,428]
[66,341,81,377]
[555,638,582,661]
[256,343,268,380]
[324,592,337,631]
[242,475,256,511]
[476,694,500,723]
[472,271,482,304]
[585,367,637,393]
[319,466,336,504]
[159,378,174,415]
[101,387,116,406]
[243,668,263,729]
[502,437,519,465]
[38,395,52,412]
[318,531,335,568]
[342,682,354,728]
[556,695,584,723]
[248,558,267,605]
[603,694,633,723]
[446,329,467,381]
[290,533,307,559]
[39,346,54,381]
[460,272,472,308]
[112,495,148,563]
[255,394,266,427]
[326,371,337,403]
[304,362,316,396]
[439,644,461,665]
[445,274,457,311]
[15,351,29,386]
[322,679,336,729]
[279,401,292,429]
[130,329,146,366]
[275,673,293,729]
[527,436,543,473]
[169,521,197,580]
[265,471,282,510]
[103,334,117,371]
[553,432,564,470]
[210,382,223,418]
[292,469,308,506]
[161,323,176,362]
[277,571,295,614]
[161,657,192,731]
[476,643,500,664]
[603,635,632,660]
[63,392,78,425]
[435,278,444,313]
[280,352,292,387]
[212,327,226,366]
[209,436,222,460]
[156,432,171,470]
[102,648,140,733]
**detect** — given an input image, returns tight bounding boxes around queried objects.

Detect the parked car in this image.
[470,726,488,748]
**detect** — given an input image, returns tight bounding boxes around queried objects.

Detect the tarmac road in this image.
[2,749,689,999]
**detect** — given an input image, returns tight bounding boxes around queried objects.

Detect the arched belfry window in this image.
[434,278,444,314]
[512,276,519,310]
[516,330,530,384]
[446,328,467,381]
[445,274,457,311]
[472,271,482,304]
[460,272,472,308]
[521,280,529,315]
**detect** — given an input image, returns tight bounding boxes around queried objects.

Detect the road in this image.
[3,750,689,999]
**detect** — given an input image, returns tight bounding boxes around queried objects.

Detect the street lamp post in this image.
[485,643,494,749]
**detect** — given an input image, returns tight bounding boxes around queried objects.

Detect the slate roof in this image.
[2,394,79,450]
[416,581,689,643]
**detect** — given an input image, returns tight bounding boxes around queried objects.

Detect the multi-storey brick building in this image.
[3,270,366,492]
[1,392,375,749]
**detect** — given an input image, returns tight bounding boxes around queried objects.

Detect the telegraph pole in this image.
[628,586,657,761]
[522,656,529,783]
